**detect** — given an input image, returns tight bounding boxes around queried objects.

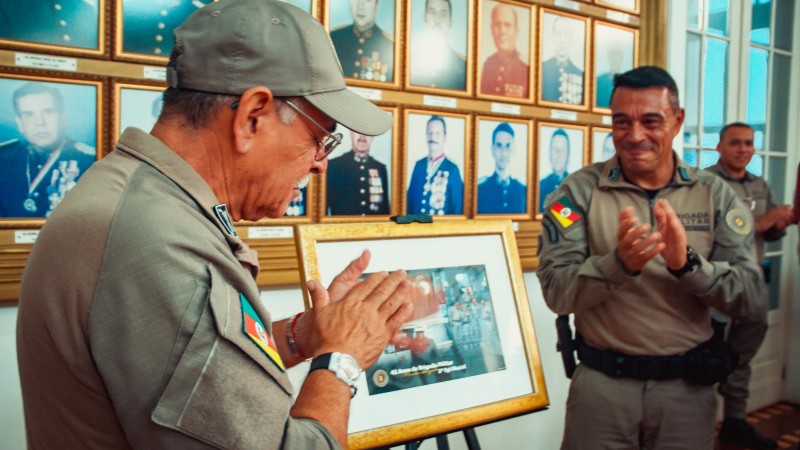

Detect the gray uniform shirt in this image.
[17,128,338,449]
[537,154,765,356]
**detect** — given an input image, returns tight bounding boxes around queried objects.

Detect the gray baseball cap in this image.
[166,0,391,136]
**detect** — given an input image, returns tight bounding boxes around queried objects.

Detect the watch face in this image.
[338,354,362,381]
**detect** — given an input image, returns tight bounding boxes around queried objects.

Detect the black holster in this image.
[684,318,740,385]
[556,315,577,378]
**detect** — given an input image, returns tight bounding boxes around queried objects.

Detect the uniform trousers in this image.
[718,317,769,418]
[562,364,716,450]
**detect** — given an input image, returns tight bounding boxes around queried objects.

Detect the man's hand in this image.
[616,206,664,274]
[653,199,688,270]
[305,263,414,368]
[756,204,793,233]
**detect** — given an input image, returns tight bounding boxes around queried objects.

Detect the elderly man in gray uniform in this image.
[706,122,792,450]
[537,66,764,449]
[16,1,414,449]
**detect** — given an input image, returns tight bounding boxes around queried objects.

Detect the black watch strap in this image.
[308,353,332,372]
[668,246,700,279]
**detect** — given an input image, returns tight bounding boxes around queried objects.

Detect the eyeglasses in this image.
[282,100,342,161]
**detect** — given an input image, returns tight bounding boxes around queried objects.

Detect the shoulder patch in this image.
[548,195,582,229]
[240,293,285,371]
[725,208,752,235]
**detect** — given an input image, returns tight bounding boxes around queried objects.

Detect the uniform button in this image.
[421,200,427,205]
[360,177,365,181]
[155,34,163,42]
[361,201,366,205]
[357,49,363,55]
[421,208,427,213]
[355,61,361,67]
[353,72,359,77]
[360,189,365,194]
[359,38,365,44]
[359,165,365,170]
[158,22,165,29]
[500,66,505,73]
[495,87,500,92]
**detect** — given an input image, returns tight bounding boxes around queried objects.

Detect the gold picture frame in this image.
[294,219,549,449]
[592,20,639,113]
[537,8,590,111]
[594,0,641,15]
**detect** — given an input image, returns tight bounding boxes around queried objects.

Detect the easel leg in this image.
[435,434,450,450]
[464,427,481,450]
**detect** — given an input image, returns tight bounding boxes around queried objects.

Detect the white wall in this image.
[0,272,569,450]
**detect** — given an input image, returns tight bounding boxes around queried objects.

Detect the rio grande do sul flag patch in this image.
[240,293,285,371]
[549,196,582,229]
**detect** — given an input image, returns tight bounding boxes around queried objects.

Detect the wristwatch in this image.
[668,246,701,279]
[308,352,361,398]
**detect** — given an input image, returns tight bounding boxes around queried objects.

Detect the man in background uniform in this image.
[537,66,764,449]
[538,127,570,212]
[409,0,466,90]
[407,115,463,215]
[541,16,584,104]
[477,121,526,214]
[480,2,529,99]
[330,0,394,82]
[706,122,792,450]
[327,129,390,215]
[0,82,95,217]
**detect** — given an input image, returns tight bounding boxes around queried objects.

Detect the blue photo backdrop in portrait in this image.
[121,0,213,57]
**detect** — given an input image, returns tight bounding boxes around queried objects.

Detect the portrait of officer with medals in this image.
[593,22,637,110]
[328,0,397,84]
[538,9,588,107]
[405,113,465,216]
[0,0,100,51]
[537,124,585,213]
[326,117,393,216]
[0,79,98,218]
[477,0,533,101]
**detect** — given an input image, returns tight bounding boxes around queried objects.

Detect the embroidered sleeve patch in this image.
[240,293,285,371]
[725,209,752,236]
[549,195,583,229]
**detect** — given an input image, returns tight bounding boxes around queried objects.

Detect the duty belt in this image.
[576,335,690,381]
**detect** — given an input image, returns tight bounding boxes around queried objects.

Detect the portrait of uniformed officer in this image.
[594,23,636,109]
[408,0,468,91]
[329,0,395,83]
[0,0,99,49]
[477,121,528,214]
[119,87,163,136]
[121,0,213,57]
[406,114,464,215]
[538,125,584,212]
[0,81,97,218]
[591,129,615,163]
[540,11,586,105]
[478,1,531,99]
[326,125,392,216]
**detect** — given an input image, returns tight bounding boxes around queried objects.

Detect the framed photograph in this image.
[294,220,549,449]
[405,0,474,96]
[0,0,105,56]
[474,116,532,217]
[476,0,534,102]
[322,106,398,219]
[0,74,101,223]
[326,0,401,88]
[591,127,615,163]
[113,82,165,139]
[593,21,638,112]
[536,122,587,213]
[116,0,214,62]
[537,8,589,110]
[594,0,640,15]
[404,110,470,217]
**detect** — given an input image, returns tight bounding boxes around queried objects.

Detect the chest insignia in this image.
[725,209,752,236]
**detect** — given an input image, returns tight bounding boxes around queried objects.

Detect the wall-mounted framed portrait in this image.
[594,0,640,15]
[112,82,165,139]
[405,0,474,96]
[537,8,589,110]
[321,105,398,219]
[476,0,535,103]
[536,122,587,214]
[326,0,401,89]
[294,220,549,449]
[592,21,638,112]
[0,73,101,223]
[474,116,533,217]
[404,109,470,217]
[115,0,214,62]
[0,0,105,56]
[591,126,615,163]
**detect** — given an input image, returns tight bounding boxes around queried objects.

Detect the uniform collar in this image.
[114,127,260,278]
[598,151,697,189]
[706,163,756,182]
